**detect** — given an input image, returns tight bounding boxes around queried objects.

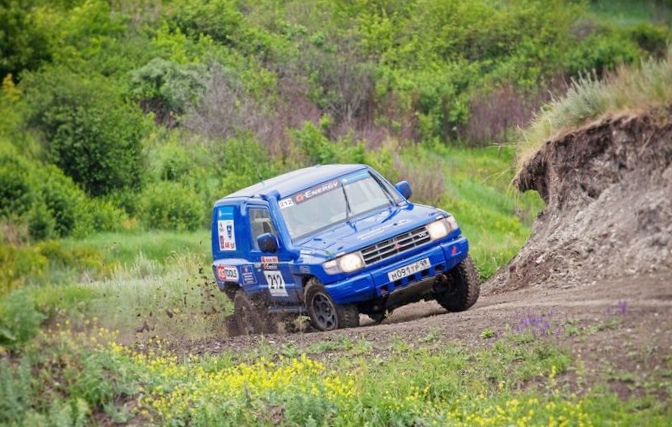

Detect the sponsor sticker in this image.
[261,255,279,270]
[218,219,236,251]
[264,271,288,297]
[241,265,257,285]
[293,180,340,204]
[216,265,239,282]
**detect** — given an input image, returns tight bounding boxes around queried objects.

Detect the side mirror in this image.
[395,181,412,200]
[257,232,278,253]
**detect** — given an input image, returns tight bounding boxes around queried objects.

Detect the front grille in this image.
[361,226,431,265]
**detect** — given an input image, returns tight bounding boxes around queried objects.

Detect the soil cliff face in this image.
[487,112,672,293]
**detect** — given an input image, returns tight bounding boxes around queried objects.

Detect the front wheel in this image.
[436,256,481,312]
[233,290,268,335]
[305,278,359,331]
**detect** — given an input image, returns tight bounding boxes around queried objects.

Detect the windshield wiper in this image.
[341,183,355,230]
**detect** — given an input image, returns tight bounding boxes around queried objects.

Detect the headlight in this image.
[323,252,365,274]
[426,217,458,240]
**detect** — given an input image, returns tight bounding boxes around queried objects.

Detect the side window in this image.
[249,207,276,250]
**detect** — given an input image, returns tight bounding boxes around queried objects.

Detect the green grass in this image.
[60,229,211,267]
[23,251,230,345]
[2,323,670,426]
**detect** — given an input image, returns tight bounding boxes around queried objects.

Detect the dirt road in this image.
[177,272,671,369]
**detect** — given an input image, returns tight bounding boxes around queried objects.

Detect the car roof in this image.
[217,164,369,203]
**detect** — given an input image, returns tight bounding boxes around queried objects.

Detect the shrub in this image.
[35,240,106,277]
[27,202,56,241]
[140,181,204,231]
[0,244,47,297]
[291,119,371,166]
[213,136,281,196]
[21,67,148,197]
[567,31,642,76]
[0,147,34,219]
[36,165,94,238]
[0,288,45,348]
[149,141,195,182]
[628,23,671,58]
[130,58,209,127]
[0,0,51,78]
[86,199,127,233]
[0,359,33,425]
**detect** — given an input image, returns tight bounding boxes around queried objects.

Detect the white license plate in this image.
[387,258,430,282]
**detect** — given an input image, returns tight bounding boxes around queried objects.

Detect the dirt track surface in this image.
[172,271,671,357]
[159,271,671,401]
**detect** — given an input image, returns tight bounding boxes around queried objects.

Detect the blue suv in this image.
[211,164,480,333]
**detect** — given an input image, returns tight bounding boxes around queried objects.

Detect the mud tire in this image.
[233,290,268,335]
[436,255,481,312]
[305,278,359,331]
[367,312,387,324]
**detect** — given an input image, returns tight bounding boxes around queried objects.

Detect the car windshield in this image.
[279,172,399,240]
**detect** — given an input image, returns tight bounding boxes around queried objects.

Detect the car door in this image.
[246,204,299,303]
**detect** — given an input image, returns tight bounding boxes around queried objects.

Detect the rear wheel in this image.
[233,290,268,335]
[436,256,481,312]
[305,278,359,331]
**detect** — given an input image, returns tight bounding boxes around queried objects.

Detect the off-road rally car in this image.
[211,164,480,334]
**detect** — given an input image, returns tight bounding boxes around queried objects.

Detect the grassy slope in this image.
[516,47,672,173]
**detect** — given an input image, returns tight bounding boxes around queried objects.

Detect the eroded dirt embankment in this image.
[487,112,672,294]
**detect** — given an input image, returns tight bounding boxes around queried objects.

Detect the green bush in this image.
[0,359,33,425]
[150,141,195,182]
[0,147,34,219]
[0,146,117,240]
[166,0,276,57]
[35,240,106,275]
[0,243,47,296]
[36,165,93,238]
[0,288,45,349]
[87,199,127,233]
[22,67,148,197]
[27,202,56,241]
[568,32,642,76]
[213,136,281,195]
[0,0,52,78]
[291,119,371,165]
[628,23,671,57]
[140,181,204,231]
[130,58,209,126]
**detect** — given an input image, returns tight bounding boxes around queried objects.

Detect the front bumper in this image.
[325,237,469,305]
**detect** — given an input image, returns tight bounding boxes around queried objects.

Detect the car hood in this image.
[297,204,442,256]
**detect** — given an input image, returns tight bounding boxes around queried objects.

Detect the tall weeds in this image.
[517,47,672,172]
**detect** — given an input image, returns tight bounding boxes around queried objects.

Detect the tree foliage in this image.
[22,67,148,197]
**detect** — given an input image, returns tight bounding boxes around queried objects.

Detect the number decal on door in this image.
[264,271,288,297]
